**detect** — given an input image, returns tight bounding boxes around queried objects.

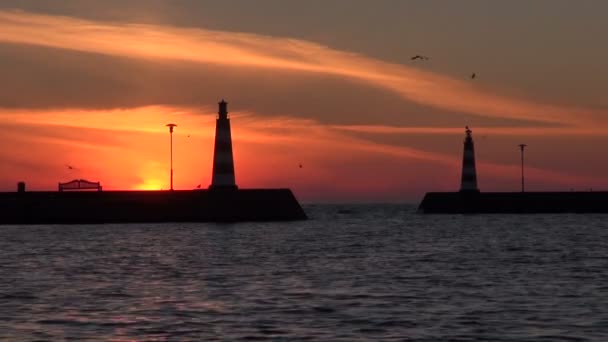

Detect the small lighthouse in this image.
[460,126,479,192]
[210,99,238,189]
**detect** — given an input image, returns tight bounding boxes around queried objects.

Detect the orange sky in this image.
[1,7,608,202]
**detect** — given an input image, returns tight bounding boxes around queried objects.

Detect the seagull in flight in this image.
[411,55,430,61]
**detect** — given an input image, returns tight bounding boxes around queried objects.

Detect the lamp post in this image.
[518,144,527,192]
[166,123,177,191]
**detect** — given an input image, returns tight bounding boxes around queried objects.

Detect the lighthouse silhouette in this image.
[460,126,479,192]
[210,99,238,190]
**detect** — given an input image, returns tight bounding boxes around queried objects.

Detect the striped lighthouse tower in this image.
[210,99,238,190]
[460,126,479,192]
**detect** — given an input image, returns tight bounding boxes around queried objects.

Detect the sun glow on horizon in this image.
[133,179,165,191]
[2,104,608,200]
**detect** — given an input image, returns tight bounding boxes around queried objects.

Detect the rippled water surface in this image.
[2,204,608,340]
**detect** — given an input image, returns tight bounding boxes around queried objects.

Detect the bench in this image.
[58,179,103,192]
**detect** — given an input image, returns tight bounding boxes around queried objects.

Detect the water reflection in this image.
[1,205,608,340]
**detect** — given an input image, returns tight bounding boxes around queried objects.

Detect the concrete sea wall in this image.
[0,189,307,224]
[419,191,608,214]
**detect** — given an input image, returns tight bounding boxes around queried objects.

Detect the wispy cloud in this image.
[0,10,606,126]
[0,106,216,134]
[330,124,608,136]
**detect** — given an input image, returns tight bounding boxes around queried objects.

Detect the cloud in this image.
[330,124,608,136]
[0,10,606,127]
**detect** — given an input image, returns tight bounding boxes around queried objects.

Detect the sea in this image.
[1,204,608,341]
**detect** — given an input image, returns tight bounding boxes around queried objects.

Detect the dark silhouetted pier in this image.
[418,127,608,214]
[1,100,307,224]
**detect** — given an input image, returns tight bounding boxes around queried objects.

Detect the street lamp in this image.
[518,144,527,192]
[166,123,177,191]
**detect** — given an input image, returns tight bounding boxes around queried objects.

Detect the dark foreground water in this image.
[1,204,608,341]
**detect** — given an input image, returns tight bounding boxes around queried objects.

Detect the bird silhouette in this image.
[66,164,74,170]
[187,135,191,138]
[411,55,430,61]
[471,73,476,79]
[299,164,303,168]
[196,184,201,189]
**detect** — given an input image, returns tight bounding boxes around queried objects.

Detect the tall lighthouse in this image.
[460,126,479,192]
[210,99,238,189]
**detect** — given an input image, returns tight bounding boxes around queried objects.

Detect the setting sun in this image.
[133,179,165,191]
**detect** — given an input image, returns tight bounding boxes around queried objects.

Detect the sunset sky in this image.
[1,0,608,202]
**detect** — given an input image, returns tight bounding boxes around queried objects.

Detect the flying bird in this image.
[299,164,303,169]
[471,73,476,79]
[187,135,191,138]
[411,55,430,61]
[196,184,201,189]
[66,164,74,170]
